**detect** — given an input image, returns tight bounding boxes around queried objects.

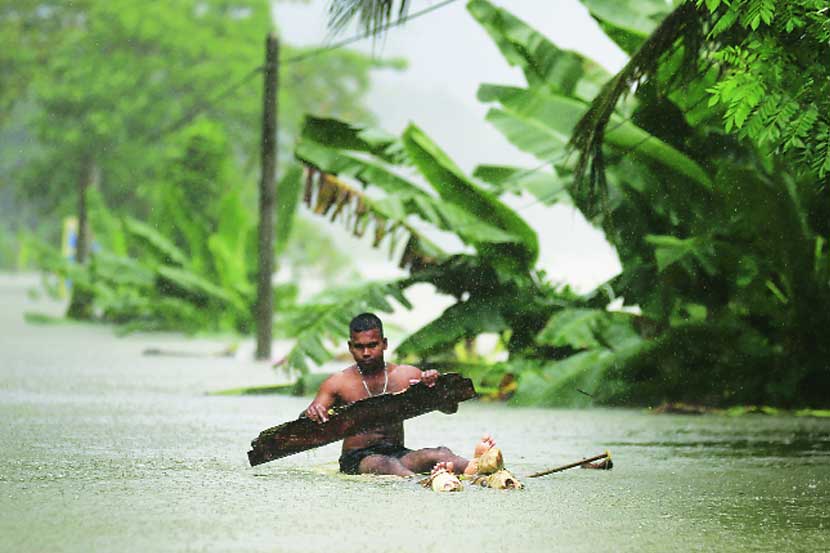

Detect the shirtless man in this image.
[305,312,495,476]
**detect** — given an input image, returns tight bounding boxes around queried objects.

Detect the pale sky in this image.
[274,0,626,311]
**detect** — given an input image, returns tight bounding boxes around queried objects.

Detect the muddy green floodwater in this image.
[1,275,828,552]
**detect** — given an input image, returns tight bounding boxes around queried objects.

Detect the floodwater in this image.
[1,274,828,553]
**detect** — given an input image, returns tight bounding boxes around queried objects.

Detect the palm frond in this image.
[327,0,411,37]
[569,1,708,213]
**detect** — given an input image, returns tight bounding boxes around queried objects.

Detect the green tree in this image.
[0,0,394,314]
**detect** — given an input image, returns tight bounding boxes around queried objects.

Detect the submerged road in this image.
[1,274,828,552]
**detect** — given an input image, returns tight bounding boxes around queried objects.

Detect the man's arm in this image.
[305,376,338,423]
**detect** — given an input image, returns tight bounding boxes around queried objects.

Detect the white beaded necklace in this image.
[358,363,388,397]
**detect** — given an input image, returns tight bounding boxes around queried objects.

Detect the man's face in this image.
[348,328,387,372]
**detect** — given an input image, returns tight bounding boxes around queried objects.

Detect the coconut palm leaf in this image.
[568,1,708,206]
[327,0,412,37]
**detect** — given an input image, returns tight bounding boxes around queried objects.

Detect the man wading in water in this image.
[305,312,496,476]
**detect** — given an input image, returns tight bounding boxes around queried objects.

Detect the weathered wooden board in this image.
[247,373,476,466]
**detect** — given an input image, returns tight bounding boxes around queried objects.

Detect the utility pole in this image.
[255,33,279,360]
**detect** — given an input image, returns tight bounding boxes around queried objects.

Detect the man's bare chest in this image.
[336,373,410,404]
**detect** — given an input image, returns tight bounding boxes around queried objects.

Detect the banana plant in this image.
[286,114,583,375]
[473,0,830,407]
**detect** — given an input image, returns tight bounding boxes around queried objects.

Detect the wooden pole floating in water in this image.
[527,451,612,478]
[247,373,476,467]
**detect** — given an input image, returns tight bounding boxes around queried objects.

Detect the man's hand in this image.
[410,369,440,388]
[305,402,330,423]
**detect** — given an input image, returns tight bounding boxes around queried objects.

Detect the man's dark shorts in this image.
[339,443,413,474]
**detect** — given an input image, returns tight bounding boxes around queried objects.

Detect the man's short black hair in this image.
[349,312,383,336]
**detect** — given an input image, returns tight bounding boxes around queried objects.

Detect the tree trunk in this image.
[66,157,98,320]
[255,34,279,360]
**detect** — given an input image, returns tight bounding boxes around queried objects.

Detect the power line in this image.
[147,65,264,142]
[280,0,462,65]
[144,0,460,143]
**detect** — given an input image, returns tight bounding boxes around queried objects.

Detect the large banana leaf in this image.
[536,308,608,349]
[402,124,539,267]
[207,188,255,299]
[468,0,609,101]
[510,350,615,407]
[645,234,718,276]
[299,166,446,270]
[536,307,641,350]
[479,84,713,190]
[298,142,514,246]
[473,164,570,205]
[296,140,425,198]
[87,187,128,256]
[155,264,247,313]
[395,295,508,357]
[297,116,530,257]
[301,115,404,164]
[578,0,672,54]
[124,217,188,267]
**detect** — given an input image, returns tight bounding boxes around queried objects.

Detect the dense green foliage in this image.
[562,0,830,406]
[1,0,395,332]
[8,0,828,406]
[699,0,830,180]
[294,0,829,408]
[33,125,295,333]
[0,0,391,257]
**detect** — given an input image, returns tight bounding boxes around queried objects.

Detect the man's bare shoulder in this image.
[389,363,421,378]
[321,365,359,389]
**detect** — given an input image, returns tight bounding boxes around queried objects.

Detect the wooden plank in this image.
[247,373,476,466]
